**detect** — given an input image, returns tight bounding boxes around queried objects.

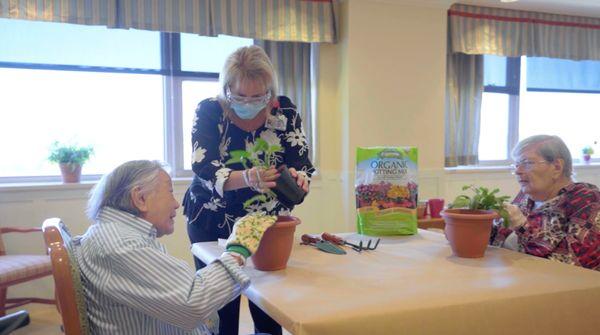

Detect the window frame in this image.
[0,30,221,183]
[480,55,600,166]
[480,56,521,166]
[1,24,317,183]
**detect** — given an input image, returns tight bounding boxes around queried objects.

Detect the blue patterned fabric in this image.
[183,96,314,235]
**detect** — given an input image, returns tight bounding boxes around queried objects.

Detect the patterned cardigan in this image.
[491,182,600,271]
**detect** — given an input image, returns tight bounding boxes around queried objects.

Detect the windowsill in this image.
[3,163,597,191]
[445,162,600,174]
[0,170,325,192]
[444,165,512,174]
[0,180,98,192]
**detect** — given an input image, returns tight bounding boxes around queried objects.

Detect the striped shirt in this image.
[72,207,250,334]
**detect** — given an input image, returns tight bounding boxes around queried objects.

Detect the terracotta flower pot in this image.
[59,163,82,183]
[252,216,301,271]
[441,209,498,258]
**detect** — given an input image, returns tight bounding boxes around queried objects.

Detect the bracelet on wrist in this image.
[253,168,263,192]
[242,169,251,188]
[244,168,262,192]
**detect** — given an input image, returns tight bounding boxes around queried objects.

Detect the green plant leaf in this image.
[225,150,250,165]
[253,138,269,153]
[448,195,470,209]
[243,194,268,209]
[451,184,512,224]
[267,144,283,153]
[48,141,94,165]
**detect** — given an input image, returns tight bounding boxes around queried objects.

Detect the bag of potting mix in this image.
[355,147,418,236]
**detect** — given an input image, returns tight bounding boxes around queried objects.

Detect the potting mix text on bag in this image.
[355,147,418,236]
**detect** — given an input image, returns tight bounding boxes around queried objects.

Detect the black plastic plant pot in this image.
[273,164,307,208]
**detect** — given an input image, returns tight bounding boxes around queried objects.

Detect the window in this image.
[0,18,252,182]
[478,55,600,164]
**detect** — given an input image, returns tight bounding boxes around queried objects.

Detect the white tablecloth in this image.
[192,230,600,335]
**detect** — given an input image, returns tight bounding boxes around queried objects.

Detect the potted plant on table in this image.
[48,141,94,183]
[441,185,510,258]
[582,146,594,164]
[226,138,304,271]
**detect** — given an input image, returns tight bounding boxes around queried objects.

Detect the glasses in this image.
[226,86,271,105]
[510,159,549,172]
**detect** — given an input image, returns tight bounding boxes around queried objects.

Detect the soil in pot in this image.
[272,165,307,208]
[59,163,82,183]
[441,209,498,258]
[252,216,301,271]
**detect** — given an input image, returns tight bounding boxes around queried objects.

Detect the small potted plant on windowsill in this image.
[441,185,510,258]
[48,141,94,183]
[582,146,594,164]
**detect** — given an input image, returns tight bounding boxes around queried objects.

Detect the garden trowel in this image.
[301,234,346,255]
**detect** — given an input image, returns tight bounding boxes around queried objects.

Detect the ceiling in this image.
[388,0,600,18]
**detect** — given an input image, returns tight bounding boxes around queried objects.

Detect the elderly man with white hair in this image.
[492,135,600,271]
[73,160,274,334]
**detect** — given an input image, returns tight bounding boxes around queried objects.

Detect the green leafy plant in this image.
[225,138,282,169]
[448,185,511,227]
[582,146,594,155]
[225,139,283,209]
[48,141,94,166]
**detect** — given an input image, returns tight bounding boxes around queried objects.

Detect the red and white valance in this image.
[448,4,600,60]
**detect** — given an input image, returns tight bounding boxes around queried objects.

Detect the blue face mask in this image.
[230,101,268,120]
[226,86,272,120]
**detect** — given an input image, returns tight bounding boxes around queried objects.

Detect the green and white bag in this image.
[355,147,418,236]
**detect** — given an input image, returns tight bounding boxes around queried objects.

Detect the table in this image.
[417,216,445,229]
[192,230,600,335]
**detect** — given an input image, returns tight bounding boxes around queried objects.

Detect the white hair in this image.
[512,135,573,178]
[87,160,168,220]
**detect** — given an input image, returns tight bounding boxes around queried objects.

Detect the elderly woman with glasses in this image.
[491,135,599,271]
[183,45,314,335]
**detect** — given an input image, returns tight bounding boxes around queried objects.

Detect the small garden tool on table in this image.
[321,233,380,252]
[301,234,346,255]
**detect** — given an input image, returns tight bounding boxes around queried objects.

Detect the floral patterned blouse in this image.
[491,182,600,271]
[183,96,314,236]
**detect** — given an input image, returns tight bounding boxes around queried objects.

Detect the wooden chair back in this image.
[42,218,90,335]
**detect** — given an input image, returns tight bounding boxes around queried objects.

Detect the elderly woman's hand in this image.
[504,203,527,229]
[226,213,277,262]
[288,167,310,193]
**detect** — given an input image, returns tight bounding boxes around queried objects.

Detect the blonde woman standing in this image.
[183,45,314,334]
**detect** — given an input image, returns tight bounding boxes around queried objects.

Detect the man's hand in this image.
[504,203,527,229]
[225,214,277,260]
